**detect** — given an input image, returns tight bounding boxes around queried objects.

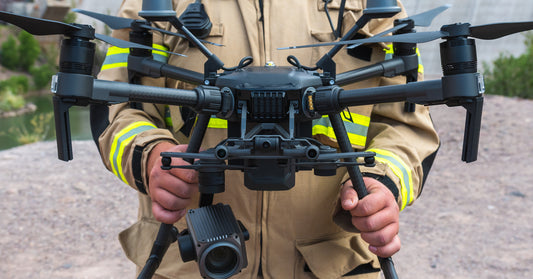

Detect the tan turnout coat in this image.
[96,0,440,278]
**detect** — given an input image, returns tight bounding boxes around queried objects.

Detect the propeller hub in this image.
[441,23,472,38]
[67,23,96,39]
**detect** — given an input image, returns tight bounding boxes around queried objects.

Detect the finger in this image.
[151,187,194,211]
[164,145,199,184]
[159,177,198,200]
[351,179,392,217]
[340,180,359,210]
[359,222,399,247]
[152,202,187,224]
[168,161,199,184]
[368,235,401,258]
[351,206,398,232]
[151,166,198,197]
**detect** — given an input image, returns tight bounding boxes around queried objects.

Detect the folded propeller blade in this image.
[407,4,452,27]
[72,8,133,29]
[73,8,223,47]
[470,21,533,40]
[279,30,447,50]
[0,11,81,35]
[95,34,186,57]
[279,4,451,50]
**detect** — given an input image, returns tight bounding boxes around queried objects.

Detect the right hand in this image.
[147,142,199,224]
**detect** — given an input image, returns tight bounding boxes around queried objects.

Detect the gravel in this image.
[1,94,532,279]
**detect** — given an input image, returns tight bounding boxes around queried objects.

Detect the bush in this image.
[8,112,54,145]
[30,64,57,90]
[0,88,26,111]
[483,33,533,99]
[0,75,30,93]
[0,75,29,111]
[1,35,20,70]
[17,30,41,71]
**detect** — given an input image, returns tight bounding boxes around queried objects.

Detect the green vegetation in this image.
[0,75,29,111]
[30,64,56,90]
[18,30,41,71]
[483,33,533,99]
[1,35,20,70]
[8,112,54,145]
[1,29,57,92]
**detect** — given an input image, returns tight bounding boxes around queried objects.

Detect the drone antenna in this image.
[335,0,347,38]
[316,1,401,76]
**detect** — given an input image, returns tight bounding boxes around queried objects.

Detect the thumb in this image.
[340,180,359,210]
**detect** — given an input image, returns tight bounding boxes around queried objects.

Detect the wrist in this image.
[362,173,399,201]
[146,141,177,185]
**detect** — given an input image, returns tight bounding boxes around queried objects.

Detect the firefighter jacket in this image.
[94,0,440,278]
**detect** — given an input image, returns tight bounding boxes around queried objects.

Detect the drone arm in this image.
[91,79,226,113]
[337,79,443,107]
[127,55,204,84]
[329,113,399,279]
[335,55,419,87]
[316,72,484,162]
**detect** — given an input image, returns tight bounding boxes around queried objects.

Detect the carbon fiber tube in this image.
[329,113,398,279]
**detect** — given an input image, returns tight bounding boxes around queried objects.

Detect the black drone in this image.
[2,0,533,278]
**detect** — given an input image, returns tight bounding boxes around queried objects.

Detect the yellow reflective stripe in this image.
[367,148,413,211]
[312,124,367,147]
[110,121,157,185]
[101,62,128,71]
[208,117,228,128]
[384,44,394,55]
[106,46,129,55]
[152,43,169,58]
[384,44,424,74]
[312,113,370,147]
[416,47,424,74]
[101,45,129,70]
[101,44,169,70]
[340,111,370,126]
[164,105,173,128]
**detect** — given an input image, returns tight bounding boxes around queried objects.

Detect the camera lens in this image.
[204,244,239,277]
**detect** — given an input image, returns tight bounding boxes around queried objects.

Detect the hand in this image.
[340,177,401,258]
[147,142,199,224]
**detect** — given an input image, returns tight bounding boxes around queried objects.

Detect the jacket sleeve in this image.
[341,0,440,211]
[94,0,180,195]
[360,75,440,211]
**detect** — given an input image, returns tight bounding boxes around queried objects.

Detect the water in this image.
[0,94,92,151]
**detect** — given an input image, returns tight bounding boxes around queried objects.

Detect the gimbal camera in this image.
[2,0,533,278]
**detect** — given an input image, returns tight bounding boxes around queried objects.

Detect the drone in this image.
[2,0,533,278]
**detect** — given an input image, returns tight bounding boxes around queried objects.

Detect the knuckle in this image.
[363,218,377,231]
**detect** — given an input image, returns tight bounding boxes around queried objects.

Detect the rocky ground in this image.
[1,95,532,279]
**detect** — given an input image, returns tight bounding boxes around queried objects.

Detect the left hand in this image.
[340,177,401,258]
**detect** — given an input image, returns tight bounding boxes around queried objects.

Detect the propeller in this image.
[407,4,451,27]
[95,34,186,56]
[278,4,451,50]
[0,11,186,57]
[281,20,533,50]
[73,8,223,47]
[0,11,81,35]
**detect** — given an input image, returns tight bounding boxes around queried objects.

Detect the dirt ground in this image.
[1,94,532,279]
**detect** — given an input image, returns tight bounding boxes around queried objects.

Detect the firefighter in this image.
[94,0,439,278]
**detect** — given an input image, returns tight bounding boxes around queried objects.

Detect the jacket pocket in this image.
[119,218,201,279]
[295,232,379,279]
